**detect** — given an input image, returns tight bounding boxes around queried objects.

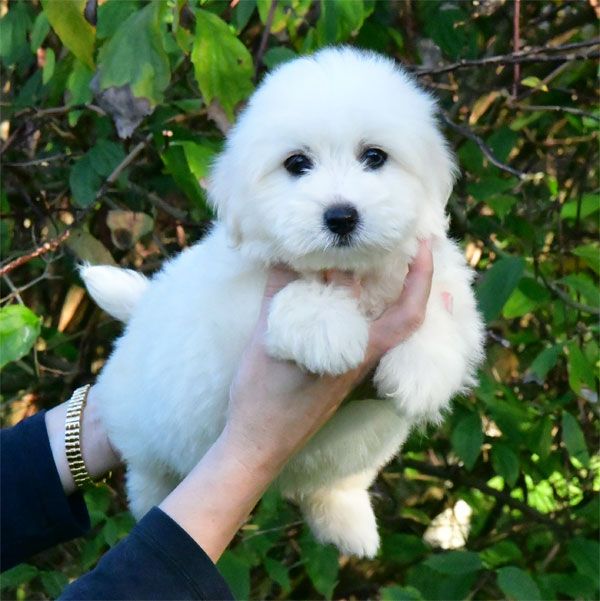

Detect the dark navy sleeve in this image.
[60,508,234,600]
[1,412,233,600]
[1,411,90,571]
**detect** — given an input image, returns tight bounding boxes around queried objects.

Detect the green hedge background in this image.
[0,0,598,599]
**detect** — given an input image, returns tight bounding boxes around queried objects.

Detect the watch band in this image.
[64,384,94,489]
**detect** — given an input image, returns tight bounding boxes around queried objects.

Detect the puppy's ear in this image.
[208,149,244,248]
[417,127,458,238]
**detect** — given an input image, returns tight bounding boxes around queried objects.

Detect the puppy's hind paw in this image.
[266,280,368,375]
[300,487,380,558]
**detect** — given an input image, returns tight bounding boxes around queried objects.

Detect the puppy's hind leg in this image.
[126,464,180,520]
[297,469,379,558]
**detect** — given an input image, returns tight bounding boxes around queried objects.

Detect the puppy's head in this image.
[209,47,456,271]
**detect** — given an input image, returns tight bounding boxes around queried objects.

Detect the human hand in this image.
[222,239,435,474]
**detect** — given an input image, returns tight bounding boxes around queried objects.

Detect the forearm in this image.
[159,427,285,563]
[45,386,120,495]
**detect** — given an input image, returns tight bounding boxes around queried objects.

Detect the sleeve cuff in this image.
[133,508,234,600]
[1,411,90,571]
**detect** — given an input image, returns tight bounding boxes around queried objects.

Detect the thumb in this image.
[259,264,298,320]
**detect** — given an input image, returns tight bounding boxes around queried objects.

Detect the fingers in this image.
[324,270,362,299]
[262,264,297,301]
[368,239,434,357]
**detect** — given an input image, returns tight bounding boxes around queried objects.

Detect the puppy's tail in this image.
[79,264,149,323]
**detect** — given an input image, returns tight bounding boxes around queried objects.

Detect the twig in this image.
[0,230,71,277]
[440,112,536,180]
[3,153,68,167]
[512,0,521,98]
[96,133,153,199]
[511,103,600,121]
[128,182,188,222]
[412,39,600,76]
[2,275,24,304]
[401,458,569,533]
[13,103,106,119]
[255,0,278,78]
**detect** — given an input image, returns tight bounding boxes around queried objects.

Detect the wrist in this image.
[45,385,120,495]
[218,424,293,480]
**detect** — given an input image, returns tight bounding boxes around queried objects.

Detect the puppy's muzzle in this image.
[324,204,359,239]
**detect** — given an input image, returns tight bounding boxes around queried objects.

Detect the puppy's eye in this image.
[284,153,313,176]
[360,147,388,170]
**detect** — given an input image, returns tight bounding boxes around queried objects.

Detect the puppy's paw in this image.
[266,280,368,375]
[300,487,380,558]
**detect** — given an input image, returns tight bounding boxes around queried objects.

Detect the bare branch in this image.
[412,38,600,76]
[511,103,600,122]
[255,0,278,79]
[439,112,538,180]
[0,229,71,277]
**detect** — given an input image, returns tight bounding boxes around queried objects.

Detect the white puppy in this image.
[82,47,485,558]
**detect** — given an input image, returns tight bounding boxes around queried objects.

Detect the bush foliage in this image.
[0,0,598,599]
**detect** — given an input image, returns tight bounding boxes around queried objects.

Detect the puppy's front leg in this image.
[266,279,368,375]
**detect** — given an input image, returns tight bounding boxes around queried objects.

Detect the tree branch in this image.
[412,39,600,76]
[0,229,71,277]
[440,112,539,180]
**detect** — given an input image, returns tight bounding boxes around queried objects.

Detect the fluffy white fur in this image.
[81,47,485,558]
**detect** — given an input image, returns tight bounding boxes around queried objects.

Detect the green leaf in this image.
[317,0,366,44]
[381,533,429,565]
[264,558,291,593]
[497,566,542,601]
[39,571,68,598]
[263,46,298,70]
[480,541,523,568]
[97,0,139,40]
[485,194,518,220]
[179,141,216,182]
[502,277,550,319]
[70,156,101,208]
[66,59,94,125]
[41,0,95,69]
[300,529,339,599]
[98,2,170,106]
[0,2,32,66]
[88,140,126,177]
[565,341,597,395]
[559,273,599,308]
[561,193,599,220]
[257,0,289,34]
[381,585,424,601]
[424,551,482,575]
[191,9,254,119]
[476,256,525,323]
[30,12,50,52]
[567,537,600,581]
[70,140,125,207]
[542,573,598,600]
[217,551,250,601]
[42,47,55,84]
[572,243,600,274]
[161,144,207,210]
[561,411,590,467]
[0,564,39,590]
[521,76,548,92]
[491,443,520,487]
[525,345,561,383]
[0,305,41,369]
[451,413,483,470]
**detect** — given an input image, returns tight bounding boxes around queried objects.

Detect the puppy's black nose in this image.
[324,204,359,236]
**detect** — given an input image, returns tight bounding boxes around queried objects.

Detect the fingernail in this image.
[424,238,432,250]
